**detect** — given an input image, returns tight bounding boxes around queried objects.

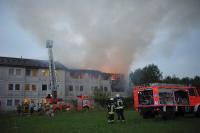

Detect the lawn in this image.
[1,109,200,133]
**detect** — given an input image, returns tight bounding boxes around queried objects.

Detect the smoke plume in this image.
[3,0,200,73]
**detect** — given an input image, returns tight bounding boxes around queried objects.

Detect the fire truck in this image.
[77,96,94,111]
[133,83,200,119]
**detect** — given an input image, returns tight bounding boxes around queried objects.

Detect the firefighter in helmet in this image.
[107,97,115,123]
[114,94,125,122]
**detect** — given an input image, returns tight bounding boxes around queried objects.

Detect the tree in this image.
[162,75,180,84]
[130,64,162,85]
[140,64,162,84]
[129,68,143,85]
[191,76,200,87]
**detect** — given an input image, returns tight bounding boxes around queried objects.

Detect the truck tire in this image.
[162,111,175,120]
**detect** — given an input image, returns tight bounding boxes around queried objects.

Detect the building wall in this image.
[64,72,111,100]
[0,66,65,111]
[0,66,127,111]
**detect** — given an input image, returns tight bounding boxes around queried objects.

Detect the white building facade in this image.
[0,57,127,111]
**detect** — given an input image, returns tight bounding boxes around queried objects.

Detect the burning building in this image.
[0,56,127,111]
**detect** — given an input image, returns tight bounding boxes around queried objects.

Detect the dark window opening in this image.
[42,84,47,91]
[7,100,12,106]
[15,99,20,106]
[69,85,73,91]
[8,84,13,90]
[80,86,83,91]
[15,84,20,90]
[25,69,31,76]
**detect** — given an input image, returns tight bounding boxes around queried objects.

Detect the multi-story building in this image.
[0,56,127,111]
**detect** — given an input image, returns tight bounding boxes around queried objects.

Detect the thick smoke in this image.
[3,0,200,73]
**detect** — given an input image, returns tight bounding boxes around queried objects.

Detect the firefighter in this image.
[107,98,115,123]
[114,94,125,122]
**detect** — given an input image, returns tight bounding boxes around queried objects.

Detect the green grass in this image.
[1,110,200,133]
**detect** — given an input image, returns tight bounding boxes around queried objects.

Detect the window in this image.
[104,87,108,92]
[42,84,47,91]
[16,69,21,76]
[25,69,31,76]
[42,69,49,77]
[94,86,98,91]
[189,88,196,96]
[7,100,12,106]
[8,84,13,90]
[14,99,20,106]
[69,85,73,91]
[25,84,30,91]
[80,86,83,92]
[15,84,20,90]
[32,84,37,91]
[9,68,14,76]
[32,69,38,77]
[100,86,103,91]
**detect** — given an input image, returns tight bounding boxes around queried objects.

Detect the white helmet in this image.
[110,98,114,101]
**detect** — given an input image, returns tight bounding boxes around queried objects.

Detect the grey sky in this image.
[0,0,200,77]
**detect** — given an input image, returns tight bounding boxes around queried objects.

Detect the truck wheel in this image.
[162,111,175,120]
[143,111,154,119]
[195,106,200,117]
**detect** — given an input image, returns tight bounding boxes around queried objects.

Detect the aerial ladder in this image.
[46,40,58,100]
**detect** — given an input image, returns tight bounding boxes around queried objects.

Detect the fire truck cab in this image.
[133,83,200,119]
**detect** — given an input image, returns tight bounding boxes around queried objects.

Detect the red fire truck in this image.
[133,83,200,119]
[77,96,94,111]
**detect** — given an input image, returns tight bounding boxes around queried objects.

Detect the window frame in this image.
[16,69,21,76]
[8,68,14,76]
